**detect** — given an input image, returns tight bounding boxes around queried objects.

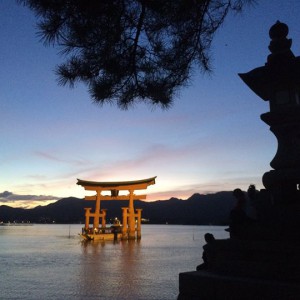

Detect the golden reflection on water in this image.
[0,224,228,300]
[78,240,147,299]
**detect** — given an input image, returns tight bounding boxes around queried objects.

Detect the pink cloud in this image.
[34,151,90,166]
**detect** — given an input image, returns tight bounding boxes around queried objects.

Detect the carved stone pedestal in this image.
[179,270,300,300]
[178,239,300,299]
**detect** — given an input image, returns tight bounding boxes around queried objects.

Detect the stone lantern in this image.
[239,21,300,239]
[178,22,300,299]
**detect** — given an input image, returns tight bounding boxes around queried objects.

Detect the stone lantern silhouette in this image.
[239,21,300,240]
[178,22,300,300]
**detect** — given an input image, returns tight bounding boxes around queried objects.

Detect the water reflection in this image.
[77,239,146,299]
[75,225,229,299]
[0,225,228,300]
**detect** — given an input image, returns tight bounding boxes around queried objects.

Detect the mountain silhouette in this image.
[0,192,235,225]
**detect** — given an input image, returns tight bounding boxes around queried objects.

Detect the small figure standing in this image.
[196,233,215,271]
[229,188,254,239]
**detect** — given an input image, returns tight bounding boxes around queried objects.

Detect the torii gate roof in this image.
[77,176,156,190]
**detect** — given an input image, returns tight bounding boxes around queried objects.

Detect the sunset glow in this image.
[1,1,300,208]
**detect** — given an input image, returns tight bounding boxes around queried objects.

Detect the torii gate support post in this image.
[93,190,101,229]
[121,207,128,240]
[136,208,142,240]
[101,209,107,228]
[84,208,91,229]
[84,193,106,231]
[128,190,136,240]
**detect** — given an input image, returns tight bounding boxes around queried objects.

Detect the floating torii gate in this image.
[77,176,156,240]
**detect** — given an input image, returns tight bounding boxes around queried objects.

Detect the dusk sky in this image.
[1,1,300,208]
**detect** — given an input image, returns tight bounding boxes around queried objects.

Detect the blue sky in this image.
[1,1,300,208]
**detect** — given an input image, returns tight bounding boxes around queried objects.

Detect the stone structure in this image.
[240,21,300,240]
[178,22,300,299]
[77,176,156,240]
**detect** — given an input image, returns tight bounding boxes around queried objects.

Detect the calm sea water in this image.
[0,224,228,300]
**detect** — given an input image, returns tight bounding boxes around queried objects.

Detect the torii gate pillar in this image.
[128,190,136,240]
[121,207,128,240]
[136,209,142,240]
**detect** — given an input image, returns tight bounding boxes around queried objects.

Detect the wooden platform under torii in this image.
[77,176,156,240]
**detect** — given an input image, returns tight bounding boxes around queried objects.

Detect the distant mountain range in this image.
[0,192,235,225]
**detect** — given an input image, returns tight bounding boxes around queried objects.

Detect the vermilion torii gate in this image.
[77,177,156,240]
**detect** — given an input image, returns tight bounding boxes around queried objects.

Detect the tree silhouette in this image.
[19,0,253,109]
